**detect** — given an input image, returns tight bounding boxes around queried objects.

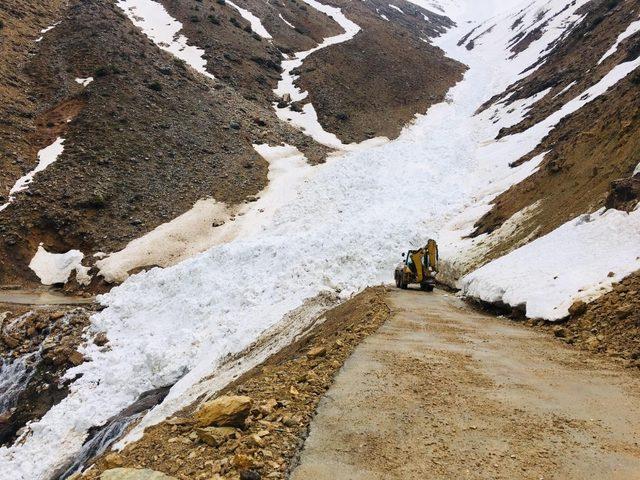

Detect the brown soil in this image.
[292,289,640,480]
[80,287,390,480]
[470,0,640,255]
[296,0,466,143]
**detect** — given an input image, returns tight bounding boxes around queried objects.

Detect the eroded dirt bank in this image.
[292,288,640,479]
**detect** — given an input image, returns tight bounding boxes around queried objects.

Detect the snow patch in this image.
[75,77,94,87]
[279,13,295,29]
[461,208,640,320]
[273,0,390,149]
[389,4,404,14]
[598,17,640,65]
[227,1,272,39]
[117,0,214,79]
[29,245,91,286]
[0,137,65,212]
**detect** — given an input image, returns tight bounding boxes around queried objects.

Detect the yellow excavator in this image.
[394,239,439,291]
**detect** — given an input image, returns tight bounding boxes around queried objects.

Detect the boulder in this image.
[100,468,177,480]
[616,304,634,319]
[195,426,236,446]
[195,395,252,427]
[568,300,587,317]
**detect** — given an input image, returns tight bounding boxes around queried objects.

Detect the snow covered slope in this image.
[2,0,639,477]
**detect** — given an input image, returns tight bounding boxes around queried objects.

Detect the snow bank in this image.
[461,208,640,320]
[598,17,640,65]
[29,245,91,286]
[117,0,214,79]
[227,1,272,39]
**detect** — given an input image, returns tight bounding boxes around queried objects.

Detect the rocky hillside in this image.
[0,0,463,289]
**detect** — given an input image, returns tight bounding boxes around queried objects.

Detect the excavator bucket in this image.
[426,239,439,272]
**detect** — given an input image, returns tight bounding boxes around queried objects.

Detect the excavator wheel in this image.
[395,272,408,289]
[420,283,434,292]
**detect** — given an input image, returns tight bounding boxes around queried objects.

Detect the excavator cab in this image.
[394,239,439,291]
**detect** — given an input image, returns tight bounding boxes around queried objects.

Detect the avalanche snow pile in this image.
[2,0,639,478]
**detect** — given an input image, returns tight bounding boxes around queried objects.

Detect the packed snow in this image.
[116,0,214,79]
[598,16,640,65]
[29,245,91,286]
[389,4,405,14]
[3,0,638,477]
[227,1,272,39]
[35,21,60,42]
[0,137,65,212]
[461,208,640,319]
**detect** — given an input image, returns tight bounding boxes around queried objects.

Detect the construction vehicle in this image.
[394,239,439,291]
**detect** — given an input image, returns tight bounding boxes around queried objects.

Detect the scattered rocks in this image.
[306,346,327,359]
[195,395,253,427]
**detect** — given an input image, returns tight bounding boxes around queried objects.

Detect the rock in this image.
[552,326,567,338]
[249,433,265,447]
[49,311,65,320]
[231,453,254,470]
[306,346,326,359]
[281,414,300,427]
[94,332,109,346]
[568,300,587,317]
[258,398,277,416]
[195,426,236,446]
[585,336,600,350]
[100,468,177,479]
[195,395,252,427]
[102,452,124,469]
[282,93,291,103]
[240,470,261,480]
[1,333,19,348]
[616,304,634,319]
[68,350,85,366]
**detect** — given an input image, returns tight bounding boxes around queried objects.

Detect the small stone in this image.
[232,453,254,470]
[49,311,65,320]
[552,326,567,338]
[240,470,261,480]
[258,399,277,416]
[568,300,587,317]
[616,304,634,319]
[306,346,326,359]
[94,332,109,346]
[195,426,236,447]
[102,452,124,469]
[585,336,600,350]
[68,350,84,366]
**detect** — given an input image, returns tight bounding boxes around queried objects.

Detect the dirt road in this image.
[291,288,640,479]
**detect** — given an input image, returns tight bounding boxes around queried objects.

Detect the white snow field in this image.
[3,0,640,478]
